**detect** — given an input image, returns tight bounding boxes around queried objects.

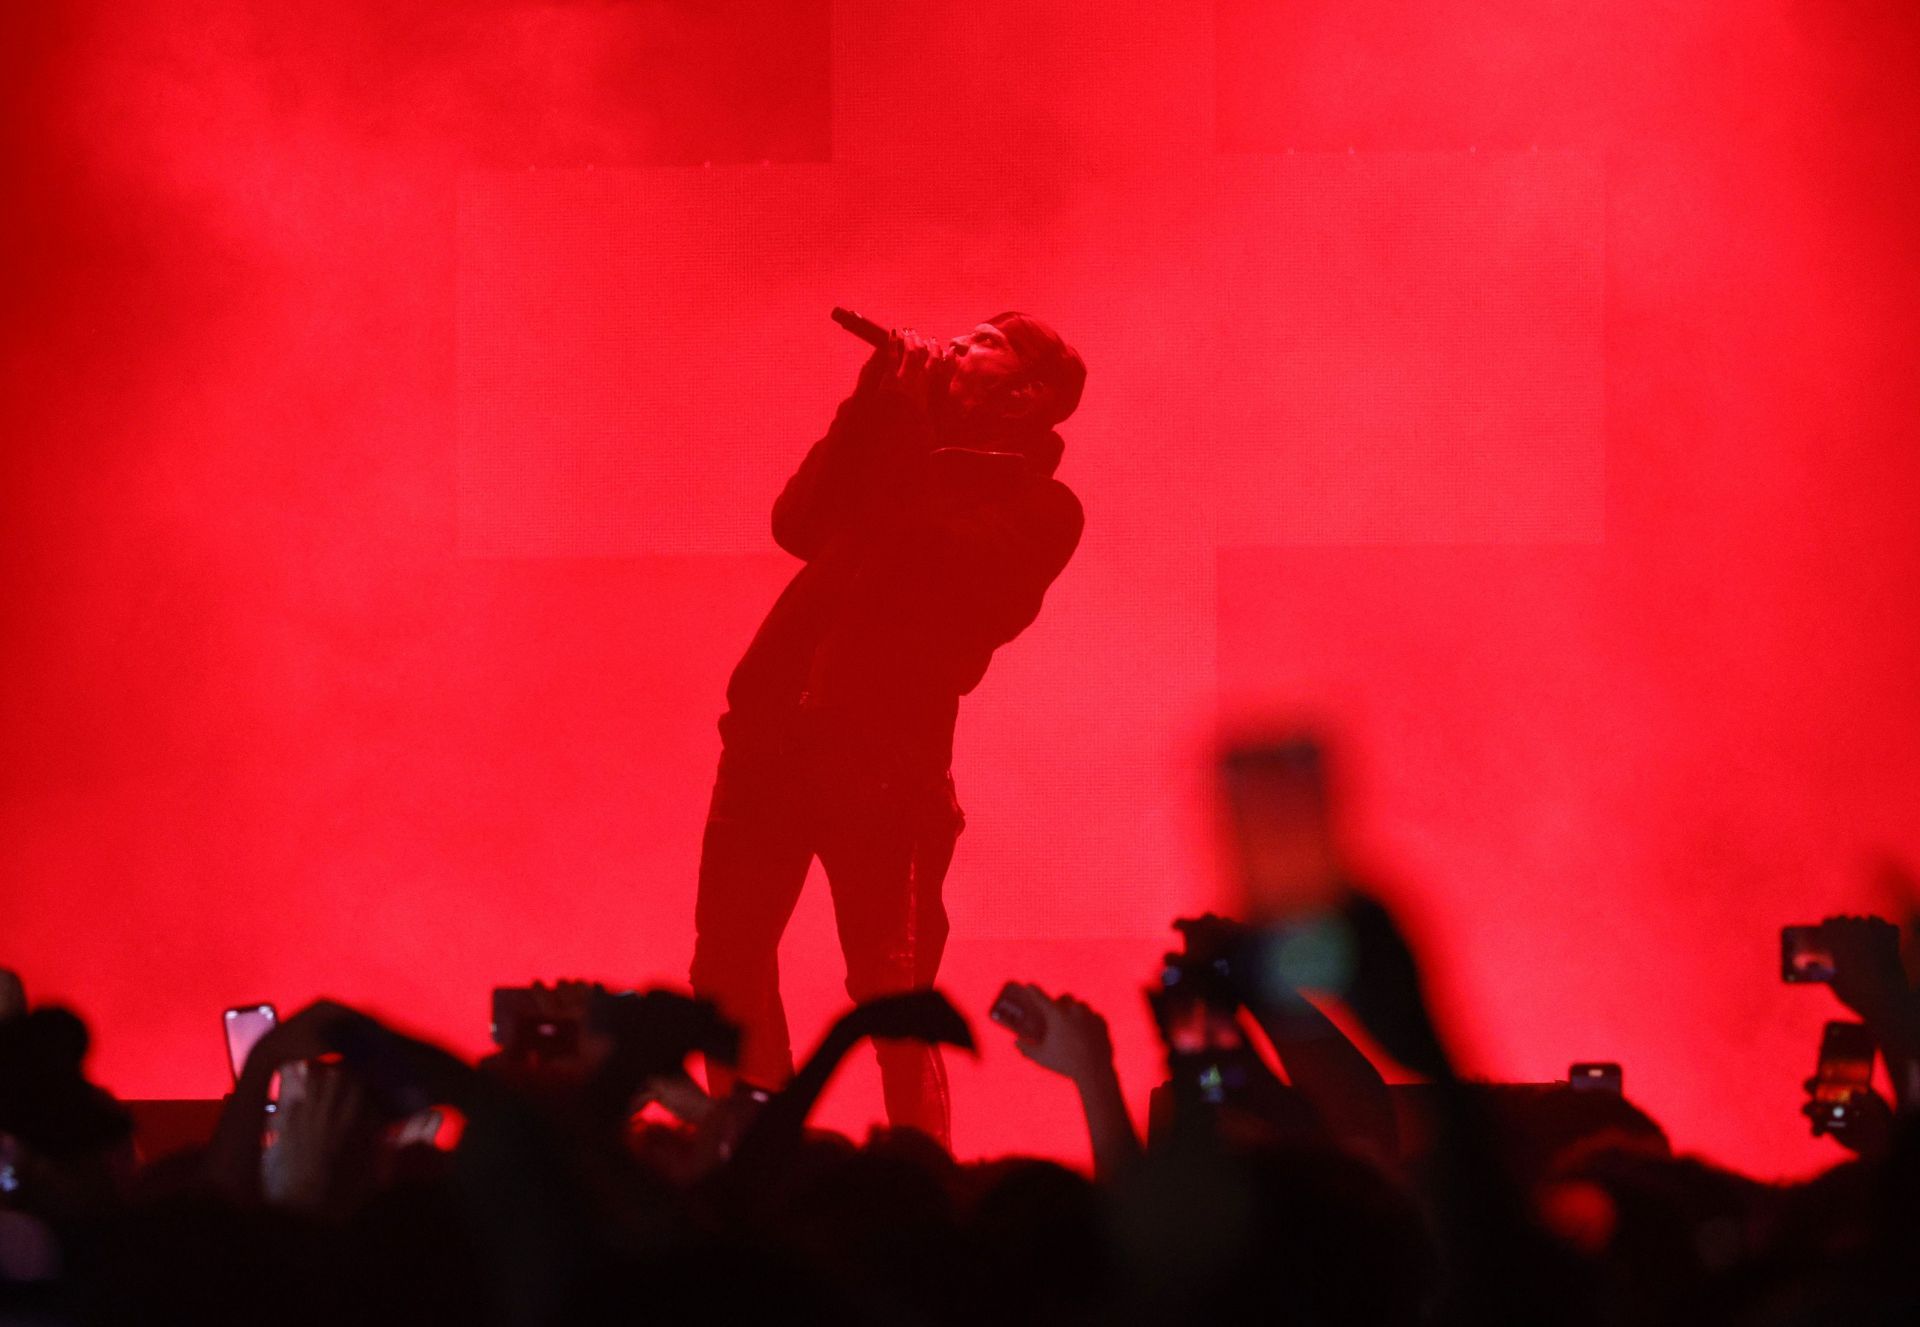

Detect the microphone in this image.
[832,307,954,410]
[830,306,892,349]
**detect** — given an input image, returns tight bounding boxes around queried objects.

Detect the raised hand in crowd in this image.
[992,983,1112,1082]
[632,1067,713,1127]
[1199,911,1400,1162]
[1823,915,1908,1022]
[261,1059,386,1217]
[204,998,365,1204]
[1291,888,1587,1324]
[205,998,475,1207]
[1801,1067,1896,1162]
[1821,913,1920,1110]
[991,982,1140,1180]
[718,989,973,1203]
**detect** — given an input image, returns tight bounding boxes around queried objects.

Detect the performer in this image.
[690,312,1087,1146]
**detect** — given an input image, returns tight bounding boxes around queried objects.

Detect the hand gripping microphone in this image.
[831,307,954,406]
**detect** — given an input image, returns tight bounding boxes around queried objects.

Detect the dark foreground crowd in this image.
[4,887,1920,1325]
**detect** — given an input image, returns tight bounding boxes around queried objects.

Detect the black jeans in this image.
[689,713,965,1145]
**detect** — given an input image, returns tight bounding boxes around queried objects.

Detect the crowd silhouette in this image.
[3,750,1918,1326]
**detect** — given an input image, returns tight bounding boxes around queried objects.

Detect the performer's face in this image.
[943,322,1037,426]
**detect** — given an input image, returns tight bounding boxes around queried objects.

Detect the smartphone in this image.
[1782,925,1835,983]
[1569,1062,1622,1094]
[1218,735,1340,921]
[1152,989,1253,1106]
[1812,1021,1874,1096]
[1153,961,1248,1058]
[1808,1020,1875,1132]
[223,1003,278,1082]
[988,982,1042,1041]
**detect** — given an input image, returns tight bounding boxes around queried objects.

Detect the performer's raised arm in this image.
[771,331,944,560]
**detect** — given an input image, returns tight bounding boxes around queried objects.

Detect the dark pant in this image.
[689,717,964,1145]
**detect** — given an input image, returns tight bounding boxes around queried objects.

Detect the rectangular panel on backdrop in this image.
[1208,151,1604,545]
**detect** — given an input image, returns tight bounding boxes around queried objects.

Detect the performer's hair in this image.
[987,312,1087,427]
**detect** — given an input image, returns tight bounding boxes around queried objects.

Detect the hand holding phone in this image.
[1804,1020,1876,1137]
[989,981,1046,1042]
[1781,926,1836,983]
[1819,915,1908,1022]
[990,982,1115,1084]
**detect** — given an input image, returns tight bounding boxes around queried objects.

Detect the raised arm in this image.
[1243,984,1399,1162]
[1824,913,1920,1110]
[718,990,973,1201]
[772,337,941,559]
[992,982,1141,1182]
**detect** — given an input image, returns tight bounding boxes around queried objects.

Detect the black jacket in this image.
[725,384,1083,763]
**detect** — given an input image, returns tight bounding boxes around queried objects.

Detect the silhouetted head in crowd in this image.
[0,1004,135,1224]
[0,1006,128,1159]
[965,1158,1113,1323]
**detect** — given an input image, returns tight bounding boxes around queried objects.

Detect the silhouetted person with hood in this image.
[691,313,1086,1146]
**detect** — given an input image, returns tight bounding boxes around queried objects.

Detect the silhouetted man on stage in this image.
[691,313,1086,1146]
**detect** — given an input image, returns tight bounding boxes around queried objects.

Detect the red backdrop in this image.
[5,0,1919,1178]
